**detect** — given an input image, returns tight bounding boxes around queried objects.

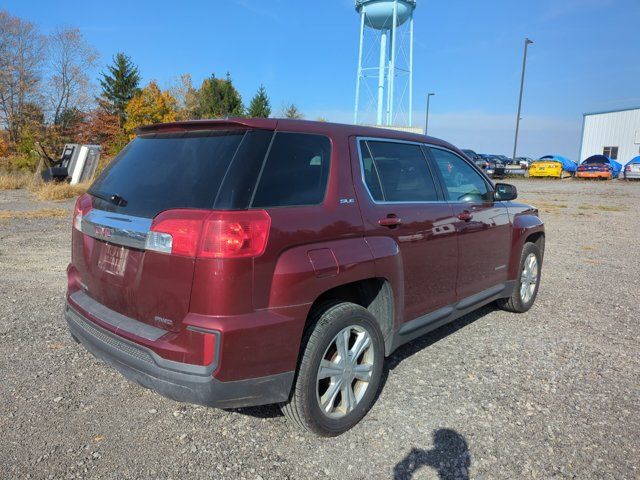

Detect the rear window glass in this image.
[89,130,272,218]
[251,132,331,207]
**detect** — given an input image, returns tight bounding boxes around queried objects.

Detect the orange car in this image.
[576,155,622,179]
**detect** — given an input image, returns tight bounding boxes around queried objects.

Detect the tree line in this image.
[0,9,305,170]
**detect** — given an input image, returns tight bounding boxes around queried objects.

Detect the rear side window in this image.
[363,140,438,202]
[90,130,272,218]
[251,132,331,207]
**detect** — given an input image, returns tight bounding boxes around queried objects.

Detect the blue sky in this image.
[5,0,640,158]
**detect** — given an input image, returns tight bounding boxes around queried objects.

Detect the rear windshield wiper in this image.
[90,190,128,207]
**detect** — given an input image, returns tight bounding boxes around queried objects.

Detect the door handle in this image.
[378,216,402,227]
[457,211,473,222]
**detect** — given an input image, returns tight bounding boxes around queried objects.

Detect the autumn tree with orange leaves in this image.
[123,81,177,137]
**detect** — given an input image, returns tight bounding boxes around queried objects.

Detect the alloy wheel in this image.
[520,253,539,303]
[316,325,375,419]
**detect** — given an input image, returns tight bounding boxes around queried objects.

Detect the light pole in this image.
[425,92,435,135]
[512,38,533,160]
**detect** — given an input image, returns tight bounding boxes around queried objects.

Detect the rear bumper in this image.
[624,171,640,179]
[529,170,561,177]
[576,171,611,179]
[65,303,294,408]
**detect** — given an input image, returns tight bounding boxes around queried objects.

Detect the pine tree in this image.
[99,53,141,126]
[195,73,244,119]
[247,85,271,118]
[282,103,303,119]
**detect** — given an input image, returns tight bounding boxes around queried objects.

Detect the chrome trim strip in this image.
[81,209,152,250]
[70,290,167,341]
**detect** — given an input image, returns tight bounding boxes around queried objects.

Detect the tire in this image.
[495,242,542,313]
[281,301,384,436]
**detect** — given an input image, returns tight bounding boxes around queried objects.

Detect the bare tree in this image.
[168,73,199,120]
[47,27,99,132]
[0,10,45,143]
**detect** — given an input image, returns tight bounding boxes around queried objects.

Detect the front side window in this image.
[429,148,493,202]
[362,140,438,202]
[251,132,331,207]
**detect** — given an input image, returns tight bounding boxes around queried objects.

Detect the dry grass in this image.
[0,172,33,190]
[0,208,67,220]
[29,181,91,201]
[535,201,568,213]
[578,204,627,212]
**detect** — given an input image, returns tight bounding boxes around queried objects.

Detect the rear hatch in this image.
[70,127,274,332]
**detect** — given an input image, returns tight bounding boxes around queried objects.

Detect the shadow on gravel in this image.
[226,404,283,418]
[393,429,471,480]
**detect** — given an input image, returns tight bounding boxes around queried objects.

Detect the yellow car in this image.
[528,155,577,178]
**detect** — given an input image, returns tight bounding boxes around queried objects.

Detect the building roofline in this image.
[583,106,640,117]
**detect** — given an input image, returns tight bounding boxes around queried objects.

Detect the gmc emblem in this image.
[95,226,113,239]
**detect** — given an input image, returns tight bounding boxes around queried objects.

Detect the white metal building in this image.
[579,107,640,165]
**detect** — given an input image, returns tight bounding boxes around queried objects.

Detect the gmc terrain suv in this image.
[65,119,544,436]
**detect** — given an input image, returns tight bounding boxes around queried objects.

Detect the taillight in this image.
[146,209,271,259]
[73,193,92,231]
[625,165,631,171]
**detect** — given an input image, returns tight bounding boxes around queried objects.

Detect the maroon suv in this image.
[65,119,544,436]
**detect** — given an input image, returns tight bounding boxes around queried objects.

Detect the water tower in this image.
[353,0,416,127]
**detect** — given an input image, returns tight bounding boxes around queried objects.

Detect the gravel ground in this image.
[1,179,639,479]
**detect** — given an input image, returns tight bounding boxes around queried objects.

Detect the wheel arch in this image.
[306,278,396,355]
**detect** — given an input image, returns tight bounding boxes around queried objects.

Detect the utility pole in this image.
[425,92,435,135]
[512,38,533,160]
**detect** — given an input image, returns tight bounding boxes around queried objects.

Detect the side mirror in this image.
[494,183,517,201]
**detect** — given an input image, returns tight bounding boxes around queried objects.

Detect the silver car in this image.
[624,159,640,180]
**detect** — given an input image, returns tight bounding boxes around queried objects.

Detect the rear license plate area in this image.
[98,243,129,277]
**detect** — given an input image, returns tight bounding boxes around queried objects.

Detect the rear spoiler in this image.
[136,118,279,135]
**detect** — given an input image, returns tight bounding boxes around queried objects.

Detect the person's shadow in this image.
[393,429,470,480]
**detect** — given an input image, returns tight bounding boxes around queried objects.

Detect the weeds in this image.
[0,208,67,220]
[29,181,90,201]
[0,173,33,190]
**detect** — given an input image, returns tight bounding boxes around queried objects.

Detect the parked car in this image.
[479,155,507,178]
[65,119,545,436]
[576,155,622,179]
[461,149,493,172]
[623,156,640,180]
[516,157,533,169]
[495,154,514,165]
[528,155,577,178]
[461,149,481,161]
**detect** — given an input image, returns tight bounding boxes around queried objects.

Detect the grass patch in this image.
[29,181,90,201]
[595,205,626,212]
[0,208,67,220]
[578,204,627,212]
[0,172,33,190]
[536,201,568,212]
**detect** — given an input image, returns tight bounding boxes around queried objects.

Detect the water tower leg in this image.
[408,13,414,128]
[377,29,388,126]
[354,9,365,125]
[387,0,398,126]
[386,30,393,125]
